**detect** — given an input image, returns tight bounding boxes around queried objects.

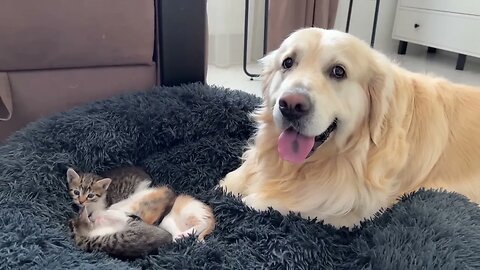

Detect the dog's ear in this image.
[367,55,394,146]
[250,50,279,124]
[259,50,278,99]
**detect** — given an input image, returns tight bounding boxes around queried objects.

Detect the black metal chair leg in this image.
[346,0,380,48]
[242,0,268,80]
[345,0,353,33]
[370,0,380,48]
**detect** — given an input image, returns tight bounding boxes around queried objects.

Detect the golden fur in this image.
[219,28,480,228]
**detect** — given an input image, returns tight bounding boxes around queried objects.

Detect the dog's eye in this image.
[330,65,346,79]
[282,57,294,69]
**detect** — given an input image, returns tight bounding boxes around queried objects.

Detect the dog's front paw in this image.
[242,194,290,215]
[242,194,270,212]
[216,179,229,192]
[217,177,243,197]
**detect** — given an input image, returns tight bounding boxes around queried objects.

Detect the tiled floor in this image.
[207,49,480,97]
[206,64,263,96]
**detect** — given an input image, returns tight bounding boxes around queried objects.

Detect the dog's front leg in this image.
[242,193,289,215]
[218,162,251,197]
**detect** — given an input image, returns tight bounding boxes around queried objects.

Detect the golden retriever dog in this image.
[219,27,480,228]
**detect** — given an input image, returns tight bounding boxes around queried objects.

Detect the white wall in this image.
[208,0,403,67]
[249,1,266,62]
[334,0,399,54]
[207,0,264,67]
[207,0,244,67]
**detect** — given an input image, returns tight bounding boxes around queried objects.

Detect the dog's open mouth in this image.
[278,119,337,164]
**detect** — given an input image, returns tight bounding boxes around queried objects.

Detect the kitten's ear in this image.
[67,168,80,185]
[95,178,112,190]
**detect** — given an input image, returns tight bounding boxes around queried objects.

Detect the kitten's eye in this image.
[330,65,346,79]
[73,190,80,196]
[282,57,294,69]
[87,194,95,199]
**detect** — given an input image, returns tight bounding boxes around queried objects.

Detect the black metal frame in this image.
[155,0,207,86]
[345,0,381,48]
[242,0,381,79]
[243,0,269,80]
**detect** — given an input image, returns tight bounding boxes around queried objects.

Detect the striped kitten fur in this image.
[66,166,152,218]
[70,207,172,258]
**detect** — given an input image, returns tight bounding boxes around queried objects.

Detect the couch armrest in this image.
[0,73,12,121]
[156,0,207,86]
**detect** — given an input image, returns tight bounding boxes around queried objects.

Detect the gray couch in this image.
[0,0,207,141]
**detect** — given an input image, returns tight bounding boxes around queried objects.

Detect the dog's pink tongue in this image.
[278,129,315,164]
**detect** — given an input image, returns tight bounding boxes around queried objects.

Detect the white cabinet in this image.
[392,0,480,70]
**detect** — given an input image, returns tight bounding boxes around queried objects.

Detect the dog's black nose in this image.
[279,93,311,121]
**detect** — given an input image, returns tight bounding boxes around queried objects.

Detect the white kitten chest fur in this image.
[86,196,107,220]
[88,209,130,237]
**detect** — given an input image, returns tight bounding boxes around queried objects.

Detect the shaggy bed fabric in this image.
[1,83,480,269]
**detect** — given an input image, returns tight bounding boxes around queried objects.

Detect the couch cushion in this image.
[0,0,154,71]
[0,64,156,141]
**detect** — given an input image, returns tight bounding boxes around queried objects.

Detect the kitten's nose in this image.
[78,197,86,204]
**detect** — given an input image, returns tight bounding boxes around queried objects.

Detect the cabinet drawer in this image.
[393,8,480,58]
[400,0,480,16]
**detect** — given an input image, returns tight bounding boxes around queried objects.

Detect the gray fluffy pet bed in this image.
[1,83,480,269]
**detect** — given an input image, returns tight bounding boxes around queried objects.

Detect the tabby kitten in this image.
[67,166,152,218]
[70,207,172,258]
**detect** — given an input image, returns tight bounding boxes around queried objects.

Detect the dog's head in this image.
[260,28,394,164]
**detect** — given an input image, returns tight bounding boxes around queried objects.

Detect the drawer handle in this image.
[414,23,420,29]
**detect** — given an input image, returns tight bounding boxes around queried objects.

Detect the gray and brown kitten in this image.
[66,166,152,218]
[70,207,172,258]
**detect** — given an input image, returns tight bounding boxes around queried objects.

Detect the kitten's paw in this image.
[172,235,183,243]
[173,230,194,242]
